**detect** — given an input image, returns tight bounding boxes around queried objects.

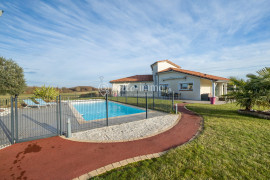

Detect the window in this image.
[179,83,193,91]
[160,84,169,93]
[120,85,126,91]
[144,85,148,91]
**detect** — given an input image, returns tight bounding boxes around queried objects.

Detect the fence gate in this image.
[11,97,60,143]
[0,98,13,147]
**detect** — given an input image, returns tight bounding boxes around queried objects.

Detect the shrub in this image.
[33,85,59,101]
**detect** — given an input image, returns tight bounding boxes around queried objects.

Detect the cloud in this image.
[24,71,37,74]
[0,0,270,87]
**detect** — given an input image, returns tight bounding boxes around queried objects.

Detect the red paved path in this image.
[0,104,201,180]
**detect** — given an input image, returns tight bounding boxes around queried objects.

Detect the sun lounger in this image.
[23,99,46,108]
[35,98,56,106]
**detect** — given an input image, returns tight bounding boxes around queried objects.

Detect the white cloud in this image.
[0,0,270,87]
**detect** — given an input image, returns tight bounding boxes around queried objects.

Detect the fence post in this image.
[67,118,71,138]
[59,95,62,135]
[10,97,15,144]
[106,93,109,126]
[172,91,174,111]
[126,92,127,103]
[137,91,138,106]
[145,92,148,119]
[14,97,18,142]
[117,91,118,101]
[153,91,155,110]
[56,96,59,135]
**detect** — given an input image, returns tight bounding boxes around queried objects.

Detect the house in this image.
[110,60,229,101]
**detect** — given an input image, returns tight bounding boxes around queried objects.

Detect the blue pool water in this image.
[72,101,145,121]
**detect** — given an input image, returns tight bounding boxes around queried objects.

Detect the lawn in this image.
[93,103,270,179]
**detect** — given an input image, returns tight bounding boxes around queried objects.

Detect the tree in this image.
[247,67,270,108]
[0,56,26,96]
[33,85,59,101]
[225,67,270,110]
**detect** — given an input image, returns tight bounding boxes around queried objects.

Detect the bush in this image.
[33,85,59,101]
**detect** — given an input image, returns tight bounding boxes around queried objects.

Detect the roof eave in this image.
[158,70,229,82]
[110,81,153,83]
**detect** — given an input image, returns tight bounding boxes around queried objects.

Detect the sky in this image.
[0,0,270,88]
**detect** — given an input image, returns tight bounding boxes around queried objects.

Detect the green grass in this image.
[92,103,270,180]
[109,96,181,113]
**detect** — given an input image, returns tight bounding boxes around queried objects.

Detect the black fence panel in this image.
[0,91,178,146]
[0,98,13,147]
[15,97,58,143]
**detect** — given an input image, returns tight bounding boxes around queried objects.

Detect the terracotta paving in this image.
[0,103,202,180]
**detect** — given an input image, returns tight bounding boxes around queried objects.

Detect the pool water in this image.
[72,101,145,121]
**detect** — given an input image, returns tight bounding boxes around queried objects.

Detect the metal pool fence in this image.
[0,91,179,147]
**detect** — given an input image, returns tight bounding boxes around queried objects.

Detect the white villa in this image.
[110,60,229,101]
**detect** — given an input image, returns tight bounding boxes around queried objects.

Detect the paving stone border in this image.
[238,109,270,120]
[73,104,204,180]
[72,151,168,180]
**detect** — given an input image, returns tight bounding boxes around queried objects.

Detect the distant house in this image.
[110,60,229,101]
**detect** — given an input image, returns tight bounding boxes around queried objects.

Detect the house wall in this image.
[200,80,227,97]
[111,82,154,96]
[158,61,178,72]
[111,60,228,100]
[152,65,158,85]
[152,61,179,85]
[158,71,201,100]
[200,79,212,95]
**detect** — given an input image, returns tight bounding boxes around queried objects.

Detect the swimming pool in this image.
[72,101,145,121]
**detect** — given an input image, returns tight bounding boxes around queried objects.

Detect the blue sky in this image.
[0,0,270,87]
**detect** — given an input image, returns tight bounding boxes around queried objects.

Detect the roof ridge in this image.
[110,74,153,83]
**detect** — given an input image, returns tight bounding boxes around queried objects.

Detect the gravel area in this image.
[71,114,179,142]
[0,108,10,116]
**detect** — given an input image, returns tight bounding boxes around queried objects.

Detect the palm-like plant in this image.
[225,67,270,111]
[225,78,256,110]
[249,67,270,108]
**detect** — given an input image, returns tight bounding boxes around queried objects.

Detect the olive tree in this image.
[0,57,26,96]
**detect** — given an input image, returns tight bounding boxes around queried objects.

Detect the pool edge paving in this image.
[0,103,202,180]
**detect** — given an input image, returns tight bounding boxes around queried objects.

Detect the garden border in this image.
[238,110,270,120]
